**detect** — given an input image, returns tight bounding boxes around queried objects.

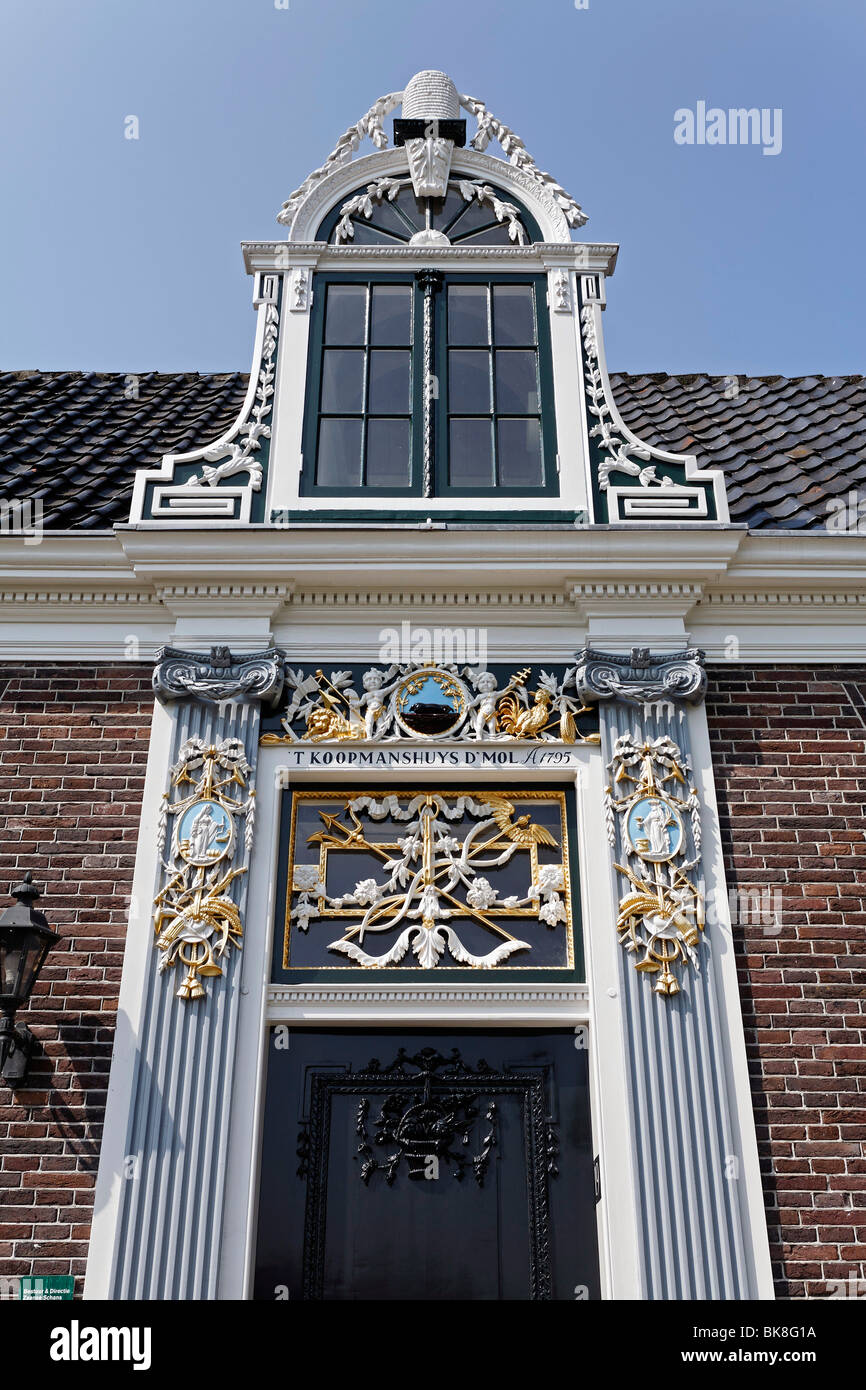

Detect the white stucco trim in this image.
[687,703,776,1299]
[580,298,730,525]
[1,527,866,660]
[576,759,644,1299]
[83,698,175,1299]
[219,758,287,1300]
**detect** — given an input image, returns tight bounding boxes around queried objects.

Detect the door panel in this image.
[254,1028,599,1301]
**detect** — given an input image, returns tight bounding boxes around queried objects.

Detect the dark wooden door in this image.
[254,1028,600,1301]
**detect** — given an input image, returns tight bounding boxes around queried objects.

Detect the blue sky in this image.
[1,0,862,376]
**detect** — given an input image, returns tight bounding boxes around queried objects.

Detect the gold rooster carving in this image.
[495,670,581,741]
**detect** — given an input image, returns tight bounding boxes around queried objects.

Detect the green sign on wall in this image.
[19,1276,74,1300]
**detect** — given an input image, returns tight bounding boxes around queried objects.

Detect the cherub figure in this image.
[359,665,399,740]
[467,669,502,740]
[361,668,388,740]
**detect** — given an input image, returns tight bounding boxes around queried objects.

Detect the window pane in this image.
[449,350,491,415]
[365,204,414,243]
[324,284,367,344]
[394,186,427,228]
[370,285,412,344]
[495,350,539,413]
[493,285,536,345]
[320,349,364,413]
[448,199,506,239]
[317,418,363,487]
[447,286,489,346]
[432,188,470,233]
[366,418,410,487]
[497,418,543,487]
[344,221,401,246]
[455,224,516,247]
[368,350,411,413]
[450,418,494,487]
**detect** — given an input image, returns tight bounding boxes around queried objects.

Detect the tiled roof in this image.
[612,372,866,530]
[0,370,247,529]
[0,369,863,530]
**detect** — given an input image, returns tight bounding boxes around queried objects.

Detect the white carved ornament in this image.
[581,305,664,491]
[277,88,586,235]
[185,302,279,490]
[331,176,528,246]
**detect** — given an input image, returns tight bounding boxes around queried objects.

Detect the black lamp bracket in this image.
[0,1014,35,1088]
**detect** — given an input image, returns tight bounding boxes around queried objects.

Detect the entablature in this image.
[2,526,865,662]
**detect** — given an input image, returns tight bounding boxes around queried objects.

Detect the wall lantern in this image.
[0,873,59,1087]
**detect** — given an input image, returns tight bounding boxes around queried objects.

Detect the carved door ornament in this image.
[354,1047,498,1185]
[289,1039,566,1300]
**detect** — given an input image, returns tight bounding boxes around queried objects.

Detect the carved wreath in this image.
[332,176,528,245]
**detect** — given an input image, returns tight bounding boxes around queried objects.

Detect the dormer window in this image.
[301,271,557,498]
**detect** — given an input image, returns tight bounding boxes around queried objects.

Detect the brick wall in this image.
[0,663,152,1296]
[707,663,866,1299]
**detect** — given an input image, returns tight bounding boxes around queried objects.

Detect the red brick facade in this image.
[707,663,866,1299]
[0,663,152,1295]
[1,659,863,1299]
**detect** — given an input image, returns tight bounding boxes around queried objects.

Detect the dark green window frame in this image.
[301,273,422,497]
[301,271,558,499]
[434,274,557,497]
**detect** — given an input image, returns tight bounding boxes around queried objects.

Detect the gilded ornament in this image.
[605,735,704,997]
[263,661,595,746]
[152,738,255,1000]
[496,669,587,741]
[284,789,573,970]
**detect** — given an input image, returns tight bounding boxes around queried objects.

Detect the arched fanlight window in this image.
[316,178,543,247]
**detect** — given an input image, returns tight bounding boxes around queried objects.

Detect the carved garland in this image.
[184,300,279,491]
[580,305,670,492]
[277,92,403,229]
[288,791,571,971]
[459,93,587,229]
[456,180,526,243]
[261,662,594,745]
[333,177,402,243]
[332,176,528,245]
[277,89,585,233]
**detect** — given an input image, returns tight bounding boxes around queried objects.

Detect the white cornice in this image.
[704,530,866,589]
[2,527,866,661]
[115,524,747,588]
[242,240,619,275]
[266,980,590,1024]
[156,581,294,619]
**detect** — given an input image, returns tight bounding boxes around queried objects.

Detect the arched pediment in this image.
[314,167,545,247]
[280,79,581,246]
